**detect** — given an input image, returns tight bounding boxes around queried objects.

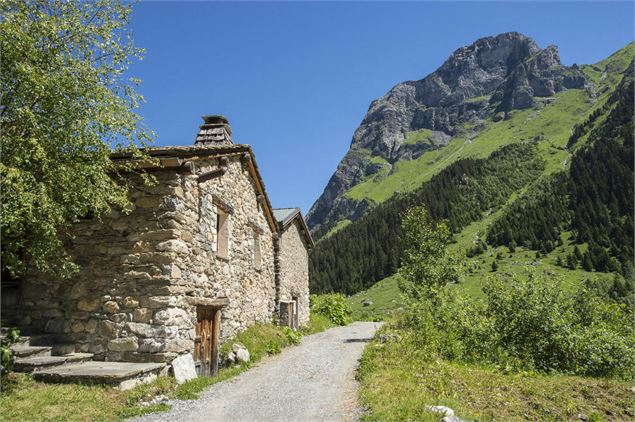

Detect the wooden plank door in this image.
[292,298,299,330]
[194,306,221,377]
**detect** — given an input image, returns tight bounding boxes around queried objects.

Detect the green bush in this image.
[281,326,302,345]
[1,327,20,375]
[310,293,351,326]
[400,272,635,379]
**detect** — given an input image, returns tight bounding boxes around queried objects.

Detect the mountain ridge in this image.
[307,32,590,240]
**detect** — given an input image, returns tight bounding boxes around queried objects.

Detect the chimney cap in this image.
[195,114,233,145]
[202,115,229,125]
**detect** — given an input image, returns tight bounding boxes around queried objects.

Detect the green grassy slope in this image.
[349,273,405,321]
[339,43,634,209]
[358,336,634,421]
[340,44,634,313]
[344,89,592,204]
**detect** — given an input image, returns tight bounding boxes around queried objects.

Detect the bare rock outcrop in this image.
[307,32,586,238]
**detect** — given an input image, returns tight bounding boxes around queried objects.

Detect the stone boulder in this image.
[171,353,197,384]
[232,343,250,363]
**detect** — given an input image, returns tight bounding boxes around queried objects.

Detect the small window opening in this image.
[253,229,262,270]
[216,210,229,259]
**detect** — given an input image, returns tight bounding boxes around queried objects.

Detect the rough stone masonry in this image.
[5,115,313,369]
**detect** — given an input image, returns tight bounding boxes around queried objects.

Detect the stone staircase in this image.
[4,329,166,390]
[9,333,92,372]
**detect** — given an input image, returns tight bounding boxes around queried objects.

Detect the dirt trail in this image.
[136,321,382,422]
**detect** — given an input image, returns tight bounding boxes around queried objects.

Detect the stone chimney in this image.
[195,115,233,145]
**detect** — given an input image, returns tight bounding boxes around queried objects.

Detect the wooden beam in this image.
[186,297,230,307]
[211,308,221,377]
[197,168,225,183]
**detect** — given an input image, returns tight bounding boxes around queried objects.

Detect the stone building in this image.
[273,208,313,330]
[3,116,311,377]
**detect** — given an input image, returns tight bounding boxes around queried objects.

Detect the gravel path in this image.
[135,321,382,422]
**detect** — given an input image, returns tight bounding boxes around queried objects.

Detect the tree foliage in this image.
[309,142,543,295]
[399,270,635,379]
[487,63,634,275]
[399,205,459,301]
[0,0,153,277]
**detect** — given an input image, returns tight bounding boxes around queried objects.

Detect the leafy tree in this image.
[309,294,351,326]
[0,0,153,278]
[398,205,459,300]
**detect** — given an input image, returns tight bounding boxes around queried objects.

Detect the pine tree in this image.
[567,253,577,269]
[582,253,594,272]
[574,246,582,260]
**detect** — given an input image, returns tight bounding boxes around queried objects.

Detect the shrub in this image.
[1,327,20,375]
[310,293,351,326]
[484,273,635,377]
[282,326,302,345]
[399,272,635,379]
[397,203,634,379]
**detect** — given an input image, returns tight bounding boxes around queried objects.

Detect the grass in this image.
[321,219,352,240]
[403,128,434,145]
[358,332,635,421]
[344,43,634,207]
[349,274,404,321]
[582,42,635,88]
[348,222,609,318]
[0,315,339,421]
[464,94,490,103]
[345,88,593,204]
[299,312,339,335]
[0,373,176,421]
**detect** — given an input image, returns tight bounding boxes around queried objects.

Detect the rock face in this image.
[307,32,586,238]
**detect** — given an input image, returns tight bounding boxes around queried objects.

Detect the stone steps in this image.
[33,361,167,390]
[14,353,94,373]
[10,344,52,358]
[7,327,168,390]
[7,333,76,355]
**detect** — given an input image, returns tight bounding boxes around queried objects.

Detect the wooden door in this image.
[194,306,221,377]
[279,301,297,330]
[292,298,299,330]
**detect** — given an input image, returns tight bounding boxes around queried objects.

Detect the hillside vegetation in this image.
[357,204,634,421]
[310,43,634,300]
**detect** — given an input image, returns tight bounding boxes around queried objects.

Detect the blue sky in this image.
[129,1,634,214]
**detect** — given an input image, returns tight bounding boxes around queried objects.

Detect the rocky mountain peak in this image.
[417,32,541,107]
[306,32,587,238]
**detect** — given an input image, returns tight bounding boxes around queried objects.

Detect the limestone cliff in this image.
[307,32,586,239]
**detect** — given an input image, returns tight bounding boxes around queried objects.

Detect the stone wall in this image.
[10,153,276,363]
[278,219,310,326]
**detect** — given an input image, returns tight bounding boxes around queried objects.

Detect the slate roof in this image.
[273,207,314,248]
[273,208,300,227]
[110,143,248,159]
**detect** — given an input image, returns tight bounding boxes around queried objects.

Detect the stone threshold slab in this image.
[33,361,167,390]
